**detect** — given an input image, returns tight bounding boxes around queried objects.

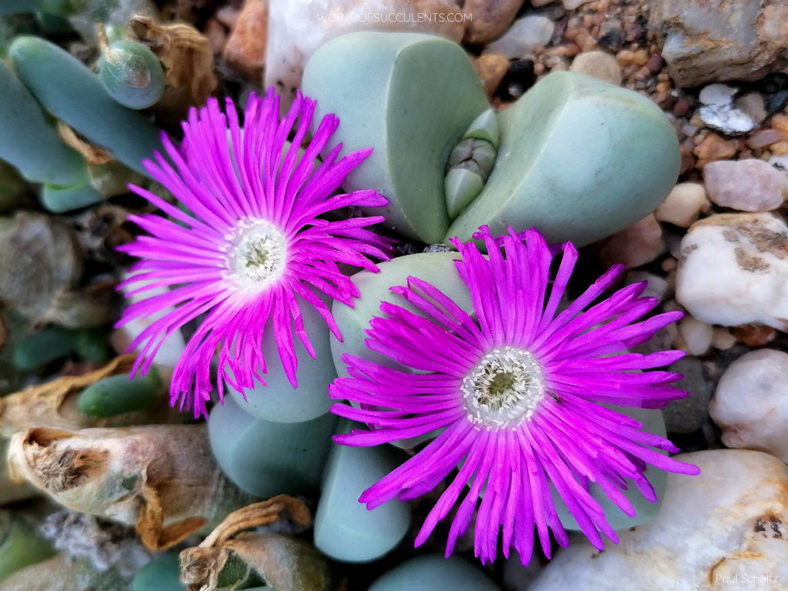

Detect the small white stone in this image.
[698,83,738,106]
[710,349,788,462]
[677,316,713,356]
[530,449,788,591]
[704,159,787,212]
[569,50,622,85]
[485,15,555,59]
[698,84,757,135]
[675,213,788,330]
[655,182,710,227]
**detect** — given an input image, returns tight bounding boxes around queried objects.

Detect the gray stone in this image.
[648,0,788,88]
[661,357,710,433]
[485,15,555,59]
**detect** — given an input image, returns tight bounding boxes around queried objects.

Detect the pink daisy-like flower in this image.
[117,89,388,418]
[329,226,700,565]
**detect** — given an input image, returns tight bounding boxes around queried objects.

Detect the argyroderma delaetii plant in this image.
[116,88,389,418]
[329,227,700,565]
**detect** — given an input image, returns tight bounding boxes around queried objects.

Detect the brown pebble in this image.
[672,98,691,117]
[204,18,227,55]
[646,53,663,73]
[473,53,510,97]
[746,129,785,150]
[771,114,788,134]
[770,140,788,155]
[732,324,777,347]
[222,0,268,81]
[693,133,738,168]
[632,49,648,66]
[617,49,634,66]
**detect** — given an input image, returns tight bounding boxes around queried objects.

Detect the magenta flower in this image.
[117,89,388,418]
[329,226,700,565]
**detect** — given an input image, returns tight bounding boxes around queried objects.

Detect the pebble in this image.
[485,15,555,59]
[569,50,622,85]
[711,327,736,350]
[677,316,713,356]
[769,153,788,173]
[597,214,666,269]
[529,450,788,590]
[265,0,466,103]
[648,0,788,87]
[746,128,784,150]
[698,84,756,135]
[497,58,535,100]
[661,356,710,434]
[698,83,736,106]
[463,0,525,45]
[732,323,777,347]
[626,271,668,303]
[561,0,593,8]
[703,159,787,212]
[675,213,788,330]
[597,19,624,51]
[692,133,737,168]
[473,53,510,97]
[223,0,268,81]
[654,182,710,227]
[735,92,767,125]
[710,349,788,463]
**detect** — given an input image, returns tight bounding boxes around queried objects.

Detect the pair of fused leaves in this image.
[302,32,680,247]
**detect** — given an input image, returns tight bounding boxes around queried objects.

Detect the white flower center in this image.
[225,219,287,291]
[461,346,545,429]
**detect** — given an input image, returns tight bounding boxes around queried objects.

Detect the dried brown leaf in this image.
[57,121,113,165]
[179,496,314,591]
[130,16,217,107]
[0,354,182,436]
[7,424,239,551]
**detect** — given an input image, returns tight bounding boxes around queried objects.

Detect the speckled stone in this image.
[530,449,788,591]
[675,213,788,330]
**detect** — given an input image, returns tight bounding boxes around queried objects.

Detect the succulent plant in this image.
[99,39,165,110]
[76,366,161,417]
[313,421,411,563]
[369,555,501,591]
[208,396,337,498]
[9,36,164,177]
[303,32,680,247]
